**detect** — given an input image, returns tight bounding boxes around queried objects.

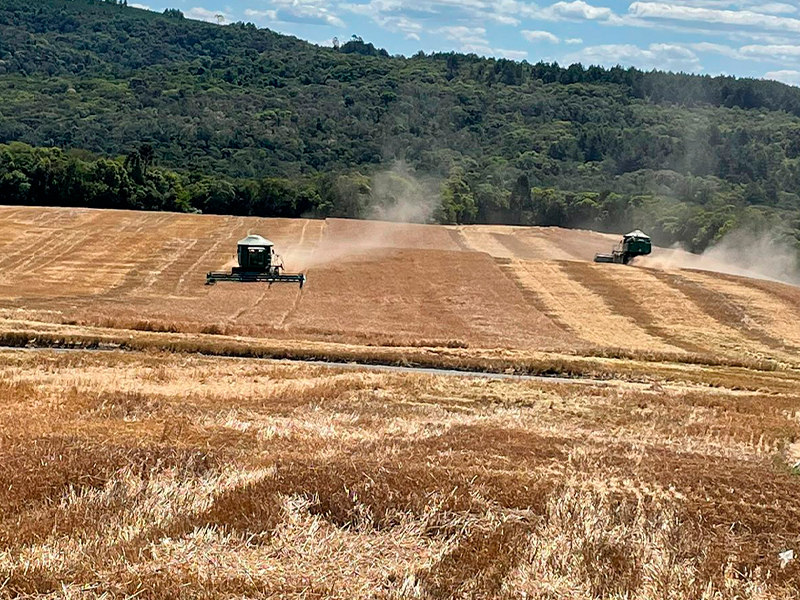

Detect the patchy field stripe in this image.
[563,262,792,360]
[680,270,800,351]
[503,259,680,352]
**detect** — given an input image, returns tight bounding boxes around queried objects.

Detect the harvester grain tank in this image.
[206,234,306,287]
[594,230,652,265]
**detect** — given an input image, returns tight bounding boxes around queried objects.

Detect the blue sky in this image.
[132,1,800,85]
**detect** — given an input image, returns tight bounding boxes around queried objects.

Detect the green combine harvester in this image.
[594,230,652,265]
[206,234,306,288]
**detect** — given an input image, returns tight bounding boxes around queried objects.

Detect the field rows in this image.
[1,207,799,366]
[2,207,800,597]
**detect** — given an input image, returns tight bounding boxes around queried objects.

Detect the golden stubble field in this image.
[3,205,800,365]
[2,206,800,598]
[1,349,800,598]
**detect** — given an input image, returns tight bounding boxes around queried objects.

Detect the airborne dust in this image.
[639,228,800,286]
[283,162,800,288]
[285,162,442,271]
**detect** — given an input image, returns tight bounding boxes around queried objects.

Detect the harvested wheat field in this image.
[2,205,800,366]
[2,206,800,598]
[1,349,799,598]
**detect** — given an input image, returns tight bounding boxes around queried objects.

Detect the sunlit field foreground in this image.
[1,349,799,598]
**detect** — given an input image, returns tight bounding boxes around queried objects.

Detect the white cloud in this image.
[688,42,744,59]
[522,30,561,43]
[436,25,492,53]
[522,29,561,44]
[340,0,536,36]
[379,15,423,34]
[639,0,795,11]
[228,0,800,72]
[661,0,795,11]
[614,40,800,65]
[497,48,529,59]
[341,1,423,36]
[565,42,703,72]
[540,0,621,23]
[129,3,150,9]
[433,25,526,60]
[436,25,488,42]
[270,0,346,27]
[245,8,278,20]
[759,3,798,16]
[629,2,800,34]
[491,14,521,25]
[185,7,228,23]
[740,44,800,60]
[765,69,800,85]
[723,30,794,44]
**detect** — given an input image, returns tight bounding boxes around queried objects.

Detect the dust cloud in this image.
[639,229,800,286]
[286,163,442,271]
[366,162,441,224]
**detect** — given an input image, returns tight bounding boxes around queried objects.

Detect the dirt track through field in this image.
[0,206,798,363]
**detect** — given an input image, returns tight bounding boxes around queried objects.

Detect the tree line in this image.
[4,141,798,254]
[1,0,800,253]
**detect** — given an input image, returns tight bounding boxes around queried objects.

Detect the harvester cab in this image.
[594,230,652,265]
[206,234,306,288]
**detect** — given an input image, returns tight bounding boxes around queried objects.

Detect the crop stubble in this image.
[2,206,800,596]
[0,350,799,597]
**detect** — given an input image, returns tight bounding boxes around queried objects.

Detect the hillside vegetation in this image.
[3,0,800,252]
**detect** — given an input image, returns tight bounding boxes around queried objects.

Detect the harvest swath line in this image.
[684,269,800,349]
[649,269,797,354]
[563,261,709,355]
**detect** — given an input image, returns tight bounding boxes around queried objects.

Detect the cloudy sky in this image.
[134,1,800,84]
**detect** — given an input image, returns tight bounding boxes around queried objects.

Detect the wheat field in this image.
[2,206,800,597]
[1,349,799,598]
[3,206,800,364]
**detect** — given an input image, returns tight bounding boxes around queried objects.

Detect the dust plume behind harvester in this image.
[206,234,306,287]
[594,230,652,265]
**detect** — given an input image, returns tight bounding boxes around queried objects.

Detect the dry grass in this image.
[3,207,800,597]
[0,208,571,352]
[677,269,800,351]
[1,349,800,598]
[500,259,678,353]
[1,318,797,394]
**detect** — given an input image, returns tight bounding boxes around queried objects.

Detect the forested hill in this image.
[3,0,800,253]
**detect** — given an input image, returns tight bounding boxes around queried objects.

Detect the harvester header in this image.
[206,234,306,287]
[594,230,652,265]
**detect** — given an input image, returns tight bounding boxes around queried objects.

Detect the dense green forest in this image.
[2,0,800,252]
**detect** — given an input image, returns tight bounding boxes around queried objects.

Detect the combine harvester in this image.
[206,234,306,288]
[594,230,652,265]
